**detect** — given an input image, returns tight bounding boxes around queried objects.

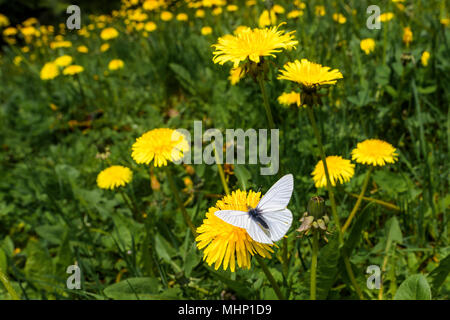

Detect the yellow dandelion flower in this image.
[351,139,398,166]
[403,27,413,46]
[315,5,326,16]
[272,4,285,14]
[246,0,256,6]
[227,4,238,12]
[441,18,450,27]
[3,27,17,37]
[97,165,132,190]
[287,10,303,19]
[278,59,343,89]
[233,25,250,35]
[161,11,173,21]
[258,9,277,28]
[100,43,110,52]
[360,38,375,55]
[332,13,347,24]
[13,56,22,66]
[176,13,188,21]
[212,24,298,68]
[196,190,274,272]
[108,59,124,70]
[294,0,306,9]
[312,156,355,188]
[195,9,205,18]
[54,55,73,67]
[62,65,84,75]
[144,21,157,32]
[50,40,72,49]
[277,91,301,107]
[228,66,244,85]
[77,45,89,53]
[23,17,38,26]
[201,26,212,35]
[421,51,430,67]
[378,12,394,22]
[212,7,223,16]
[100,27,119,40]
[0,13,9,27]
[40,62,59,80]
[131,128,189,167]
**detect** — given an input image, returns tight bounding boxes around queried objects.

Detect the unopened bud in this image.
[307,196,326,219]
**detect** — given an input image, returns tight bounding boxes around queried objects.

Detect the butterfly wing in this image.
[246,220,273,244]
[214,210,251,230]
[262,208,293,242]
[215,210,273,244]
[256,174,294,212]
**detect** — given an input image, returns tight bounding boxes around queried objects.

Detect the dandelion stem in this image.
[346,192,400,211]
[310,229,319,300]
[257,75,275,130]
[305,105,365,300]
[342,167,373,233]
[119,188,139,220]
[0,268,20,300]
[257,75,290,277]
[75,74,87,107]
[255,255,285,300]
[306,106,341,239]
[165,166,197,237]
[214,144,230,195]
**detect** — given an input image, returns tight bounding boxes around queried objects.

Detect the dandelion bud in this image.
[307,196,326,219]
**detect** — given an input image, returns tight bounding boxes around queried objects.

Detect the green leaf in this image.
[394,274,431,300]
[0,249,7,274]
[418,85,436,95]
[169,63,196,95]
[385,216,403,244]
[207,267,253,299]
[428,254,450,295]
[35,225,66,245]
[303,235,341,300]
[103,277,162,300]
[343,202,375,256]
[154,234,181,273]
[234,164,251,191]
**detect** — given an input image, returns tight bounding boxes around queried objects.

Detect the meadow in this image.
[0,0,448,300]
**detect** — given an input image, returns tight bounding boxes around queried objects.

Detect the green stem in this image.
[0,268,20,300]
[346,192,400,211]
[165,166,197,237]
[310,229,319,300]
[342,167,373,233]
[75,74,87,107]
[255,255,285,300]
[119,188,139,220]
[257,75,275,130]
[305,106,364,300]
[214,145,230,195]
[306,106,341,241]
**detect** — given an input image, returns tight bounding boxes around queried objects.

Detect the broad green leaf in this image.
[428,254,450,295]
[385,216,403,244]
[0,249,7,274]
[35,225,65,245]
[104,277,162,300]
[394,274,431,300]
[343,202,375,255]
[234,164,251,191]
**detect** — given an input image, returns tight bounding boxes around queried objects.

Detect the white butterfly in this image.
[214,174,294,244]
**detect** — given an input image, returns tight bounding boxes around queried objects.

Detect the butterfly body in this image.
[215,174,294,244]
[248,207,269,230]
